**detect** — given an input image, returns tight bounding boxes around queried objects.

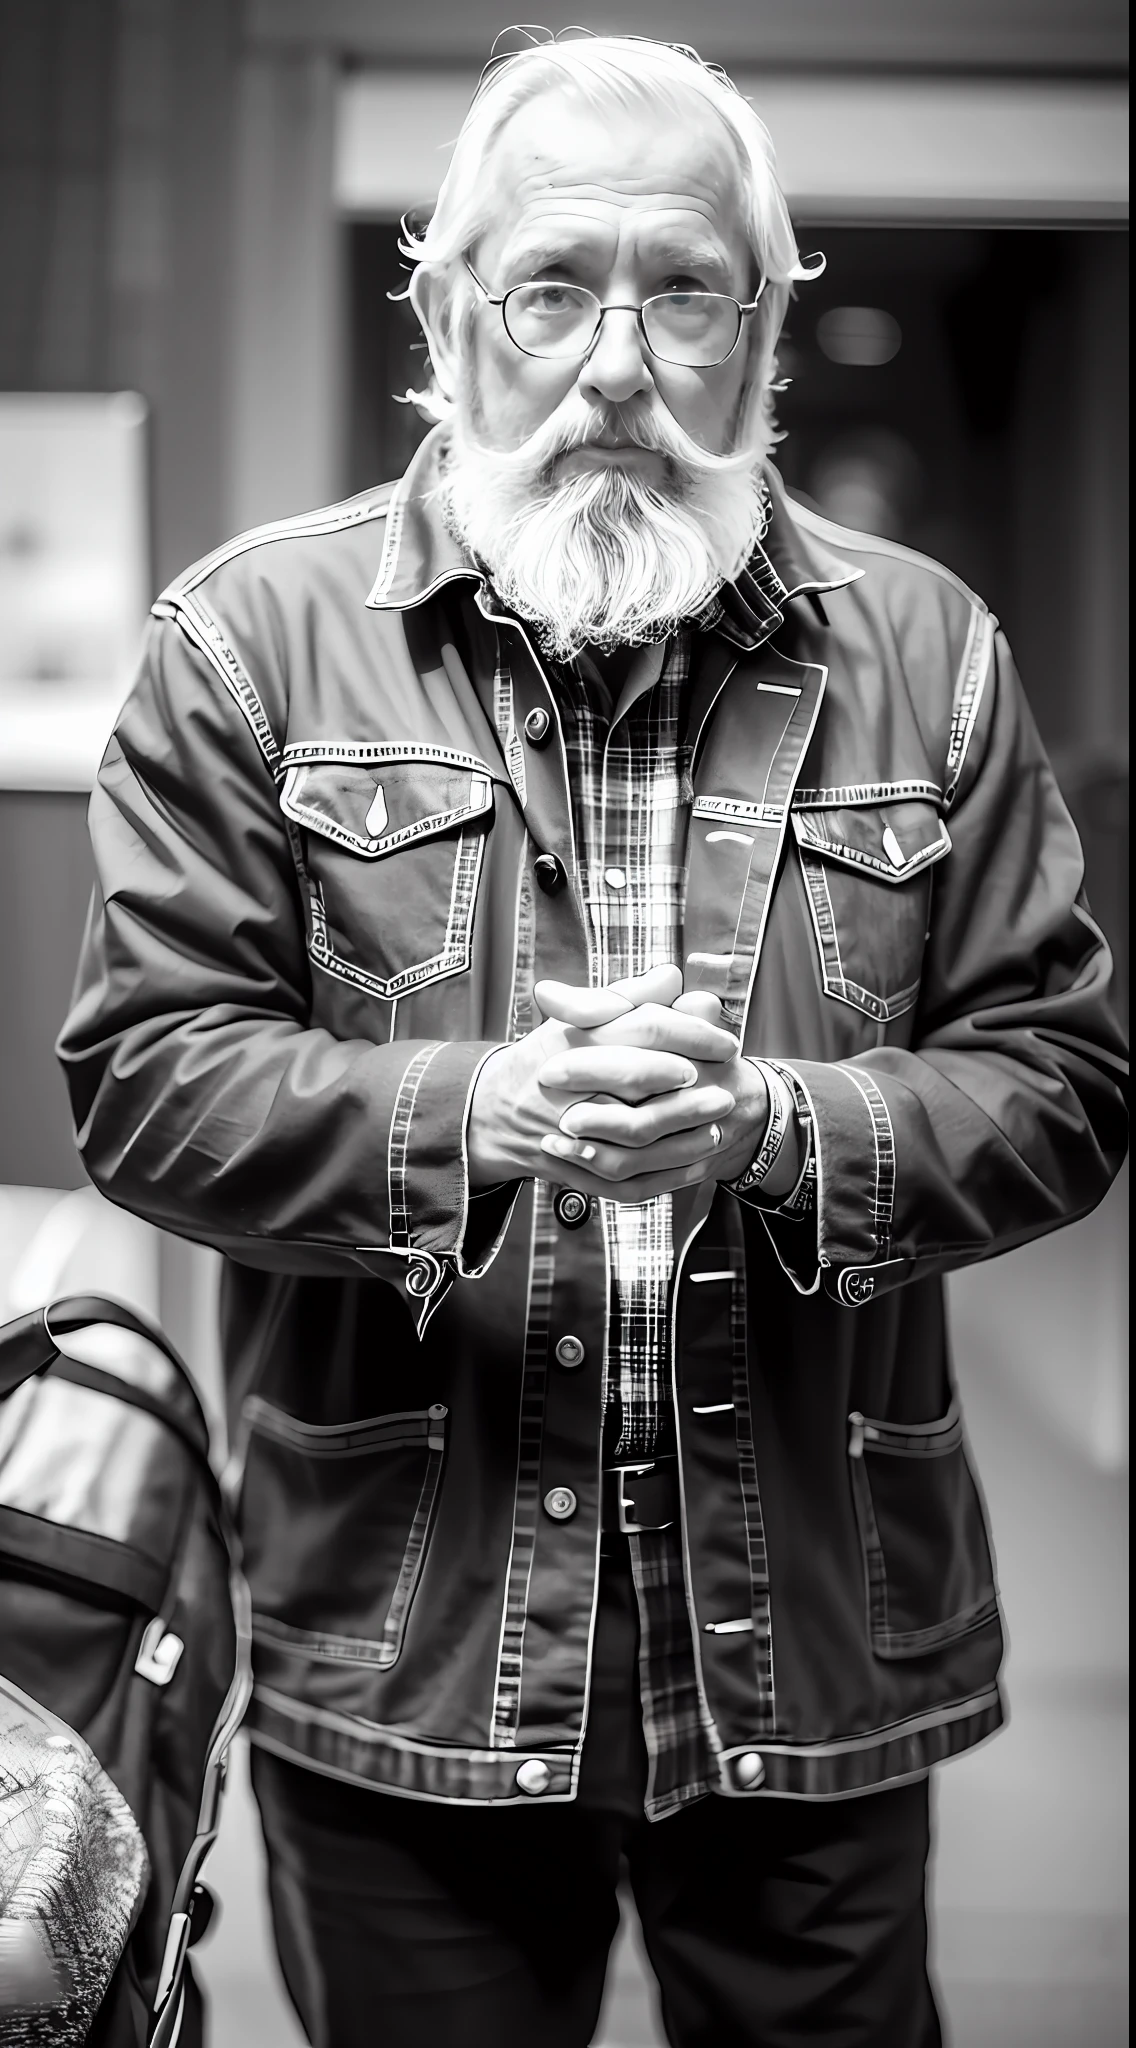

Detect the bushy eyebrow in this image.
[504,238,586,280]
[649,238,734,286]
[503,233,735,289]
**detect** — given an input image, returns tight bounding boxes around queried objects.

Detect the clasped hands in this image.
[467,964,771,1205]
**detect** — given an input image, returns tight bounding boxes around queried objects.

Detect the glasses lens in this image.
[503,282,600,358]
[642,293,741,367]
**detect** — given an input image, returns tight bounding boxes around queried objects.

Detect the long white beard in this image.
[443,395,768,662]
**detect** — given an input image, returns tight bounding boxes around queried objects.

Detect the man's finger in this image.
[533,980,634,1028]
[558,1085,735,1148]
[534,964,683,1029]
[606,964,683,1009]
[584,1003,739,1062]
[538,1046,702,1103]
[542,1121,725,1181]
[673,990,723,1025]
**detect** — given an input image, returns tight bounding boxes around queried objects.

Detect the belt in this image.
[602,1457,680,1535]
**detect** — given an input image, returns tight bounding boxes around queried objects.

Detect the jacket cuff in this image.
[454,1047,523,1277]
[758,1059,907,1304]
[387,1040,504,1263]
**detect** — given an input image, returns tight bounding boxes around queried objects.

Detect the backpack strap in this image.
[0,1293,190,1401]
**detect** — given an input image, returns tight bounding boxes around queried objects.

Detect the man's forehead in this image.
[482,88,747,250]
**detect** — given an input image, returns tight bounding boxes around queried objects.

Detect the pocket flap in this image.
[281,751,495,859]
[792,798,951,883]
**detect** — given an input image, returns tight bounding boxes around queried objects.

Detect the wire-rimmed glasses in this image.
[464,259,766,369]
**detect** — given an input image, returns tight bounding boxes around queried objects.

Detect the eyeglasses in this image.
[463,259,766,369]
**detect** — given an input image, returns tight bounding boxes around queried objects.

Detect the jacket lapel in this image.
[684,646,827,1034]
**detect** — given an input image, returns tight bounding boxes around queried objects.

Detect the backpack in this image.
[0,1294,251,2045]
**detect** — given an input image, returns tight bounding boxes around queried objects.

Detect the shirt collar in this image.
[367,425,862,634]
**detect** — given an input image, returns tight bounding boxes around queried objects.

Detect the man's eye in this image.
[532,285,573,312]
[661,292,715,323]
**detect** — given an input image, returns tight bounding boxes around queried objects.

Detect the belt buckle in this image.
[615,1461,654,1534]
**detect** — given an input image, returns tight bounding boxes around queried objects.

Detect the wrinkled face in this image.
[414,86,770,658]
[420,86,759,472]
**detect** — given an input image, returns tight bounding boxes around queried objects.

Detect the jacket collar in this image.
[366,425,862,635]
[704,466,863,650]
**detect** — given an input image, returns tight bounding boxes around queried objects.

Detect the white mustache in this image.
[467,394,755,486]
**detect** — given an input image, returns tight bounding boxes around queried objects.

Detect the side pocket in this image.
[847,1401,999,1658]
[240,1399,447,1669]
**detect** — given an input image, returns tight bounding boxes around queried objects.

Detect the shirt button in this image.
[515,1758,552,1795]
[554,1188,592,1230]
[543,1486,577,1522]
[523,707,552,748]
[554,1334,585,1370]
[534,853,567,895]
[603,867,627,890]
[733,1751,766,1790]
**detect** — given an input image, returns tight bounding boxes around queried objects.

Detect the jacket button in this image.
[554,1334,585,1370]
[543,1486,577,1522]
[534,853,567,895]
[733,1751,765,1790]
[523,707,552,747]
[515,1758,552,1795]
[554,1188,591,1230]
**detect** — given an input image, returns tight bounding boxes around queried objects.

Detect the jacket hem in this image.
[248,1680,1003,1806]
[714,1686,1004,1799]
[249,1684,582,1806]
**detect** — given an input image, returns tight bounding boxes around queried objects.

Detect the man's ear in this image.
[410,266,461,409]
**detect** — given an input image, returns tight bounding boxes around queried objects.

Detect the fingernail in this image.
[680,1066,698,1087]
[541,1066,569,1088]
[542,1136,596,1163]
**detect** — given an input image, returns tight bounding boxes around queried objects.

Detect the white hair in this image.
[401,31,821,438]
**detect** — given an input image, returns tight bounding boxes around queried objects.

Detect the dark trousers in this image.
[250,1548,942,2048]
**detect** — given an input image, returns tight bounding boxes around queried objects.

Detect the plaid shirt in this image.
[490,555,814,1819]
[545,631,711,1819]
[550,637,689,1466]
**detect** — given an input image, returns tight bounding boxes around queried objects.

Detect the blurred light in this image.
[336,74,1130,224]
[808,428,922,542]
[817,306,902,366]
[0,393,148,688]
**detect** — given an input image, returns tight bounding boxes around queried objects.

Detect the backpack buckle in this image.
[136,1618,184,1686]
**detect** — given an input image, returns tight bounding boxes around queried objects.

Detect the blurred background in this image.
[0,3,1128,2044]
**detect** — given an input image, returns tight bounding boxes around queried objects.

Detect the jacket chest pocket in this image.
[847,1400,999,1658]
[792,794,951,1022]
[281,749,496,1000]
[240,1397,447,1668]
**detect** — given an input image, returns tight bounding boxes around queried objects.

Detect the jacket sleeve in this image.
[763,626,1128,1305]
[57,614,511,1315]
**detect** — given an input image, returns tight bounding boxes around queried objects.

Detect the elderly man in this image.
[60,31,1126,2048]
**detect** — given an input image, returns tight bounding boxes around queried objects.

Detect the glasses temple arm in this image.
[463,256,509,307]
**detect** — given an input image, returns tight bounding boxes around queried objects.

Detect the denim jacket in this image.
[59,428,1128,1804]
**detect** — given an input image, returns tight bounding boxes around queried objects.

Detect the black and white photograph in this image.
[0,5,1129,2046]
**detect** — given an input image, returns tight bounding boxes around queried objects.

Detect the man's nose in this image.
[578,307,654,407]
